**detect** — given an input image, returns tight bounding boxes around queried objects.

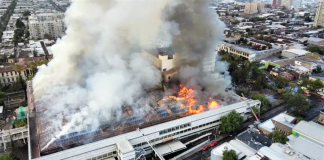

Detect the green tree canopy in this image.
[251,94,270,113]
[14,119,27,128]
[273,76,289,88]
[271,130,288,144]
[307,78,324,92]
[221,111,243,134]
[43,33,52,40]
[22,11,30,17]
[223,149,237,160]
[287,93,310,114]
[15,18,25,28]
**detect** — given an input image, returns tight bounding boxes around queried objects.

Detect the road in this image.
[187,101,293,160]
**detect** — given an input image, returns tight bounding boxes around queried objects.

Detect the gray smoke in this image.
[162,0,232,96]
[32,0,231,150]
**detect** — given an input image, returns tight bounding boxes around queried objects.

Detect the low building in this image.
[270,68,294,80]
[218,42,282,61]
[308,37,324,46]
[282,49,310,58]
[292,121,324,145]
[295,60,318,71]
[258,113,296,135]
[4,91,26,109]
[210,140,257,160]
[288,134,324,160]
[1,31,14,42]
[287,65,311,79]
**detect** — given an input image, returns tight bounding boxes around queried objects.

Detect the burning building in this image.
[27,0,261,160]
[28,79,261,160]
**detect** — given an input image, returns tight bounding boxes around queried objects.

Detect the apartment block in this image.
[315,1,324,27]
[28,13,65,40]
[244,1,264,14]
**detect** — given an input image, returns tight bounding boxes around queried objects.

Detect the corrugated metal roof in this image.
[293,121,324,145]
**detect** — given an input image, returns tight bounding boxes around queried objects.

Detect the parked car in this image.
[210,141,217,147]
[202,144,210,150]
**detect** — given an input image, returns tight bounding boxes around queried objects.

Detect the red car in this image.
[210,141,217,147]
[202,144,210,150]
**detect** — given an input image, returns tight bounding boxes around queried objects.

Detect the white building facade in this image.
[28,13,65,40]
[244,2,264,14]
[30,99,261,160]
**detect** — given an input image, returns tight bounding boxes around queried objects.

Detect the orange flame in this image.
[159,85,220,114]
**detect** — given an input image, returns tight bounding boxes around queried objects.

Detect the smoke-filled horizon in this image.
[32,0,230,150]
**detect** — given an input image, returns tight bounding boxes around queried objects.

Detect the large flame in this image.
[159,85,220,114]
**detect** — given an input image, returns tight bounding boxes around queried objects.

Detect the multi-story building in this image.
[292,0,302,9]
[26,78,261,160]
[28,13,65,40]
[217,42,283,61]
[0,0,12,8]
[280,0,292,9]
[315,1,324,27]
[244,1,264,14]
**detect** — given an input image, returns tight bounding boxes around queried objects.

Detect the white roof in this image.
[266,25,287,29]
[269,143,309,160]
[259,113,295,133]
[273,113,295,122]
[308,37,324,42]
[258,119,274,133]
[258,146,289,160]
[293,121,324,145]
[229,140,256,157]
[155,140,186,156]
[211,142,245,160]
[290,65,309,72]
[116,139,134,154]
[290,136,324,160]
[284,49,309,56]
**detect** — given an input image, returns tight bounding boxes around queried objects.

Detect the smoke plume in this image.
[162,0,231,96]
[32,0,230,150]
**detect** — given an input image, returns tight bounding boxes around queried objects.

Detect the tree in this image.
[307,78,324,92]
[271,130,288,144]
[281,91,293,101]
[305,16,312,22]
[220,111,243,134]
[43,33,52,40]
[223,149,237,160]
[15,18,25,28]
[296,117,303,124]
[246,28,251,32]
[287,93,310,114]
[13,119,27,128]
[22,11,30,17]
[273,76,289,88]
[24,29,30,38]
[13,64,25,90]
[287,82,296,91]
[251,94,270,113]
[313,66,323,74]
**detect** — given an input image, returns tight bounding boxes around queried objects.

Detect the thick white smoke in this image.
[32,0,229,150]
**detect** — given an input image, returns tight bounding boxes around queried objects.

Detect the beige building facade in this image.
[244,1,264,14]
[29,13,65,40]
[315,1,324,27]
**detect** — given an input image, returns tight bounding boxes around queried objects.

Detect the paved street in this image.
[187,101,293,160]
